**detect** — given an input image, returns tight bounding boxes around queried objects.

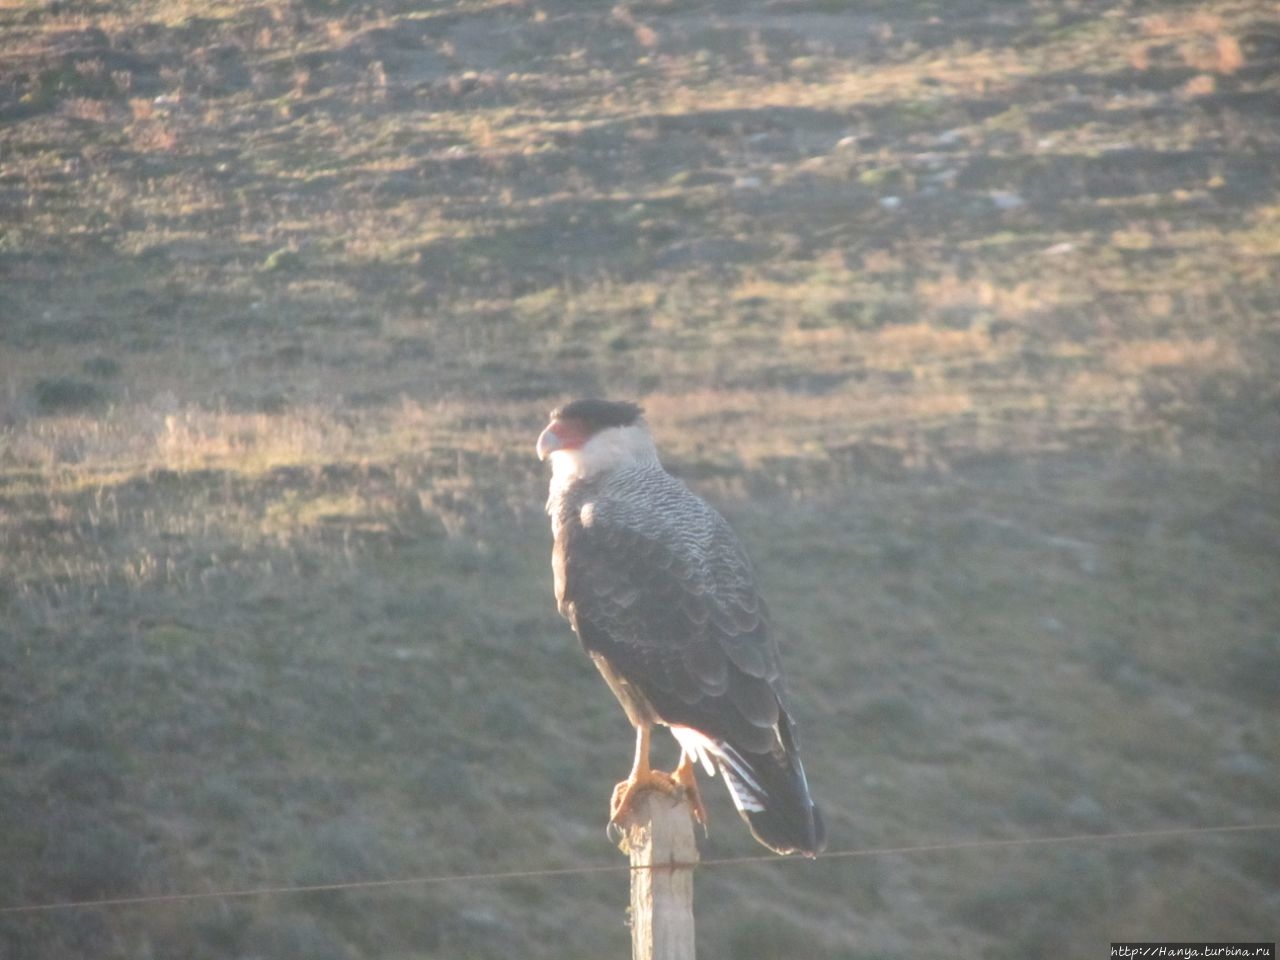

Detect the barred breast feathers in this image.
[555,462,754,603]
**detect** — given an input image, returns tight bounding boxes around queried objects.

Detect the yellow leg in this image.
[609,725,679,824]
[672,750,708,830]
[609,727,708,833]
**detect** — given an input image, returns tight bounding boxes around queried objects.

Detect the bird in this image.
[537,398,825,856]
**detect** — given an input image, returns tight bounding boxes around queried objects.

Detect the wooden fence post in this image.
[615,789,699,960]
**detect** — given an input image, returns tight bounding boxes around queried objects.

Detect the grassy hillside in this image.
[2,0,1278,957]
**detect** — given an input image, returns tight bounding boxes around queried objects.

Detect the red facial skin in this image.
[536,417,591,459]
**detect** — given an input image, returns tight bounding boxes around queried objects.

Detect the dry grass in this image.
[1,0,1277,957]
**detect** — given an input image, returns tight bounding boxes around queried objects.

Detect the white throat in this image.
[547,423,660,499]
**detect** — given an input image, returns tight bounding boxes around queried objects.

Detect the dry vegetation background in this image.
[2,0,1278,957]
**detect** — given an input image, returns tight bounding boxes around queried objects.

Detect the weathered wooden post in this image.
[615,789,699,960]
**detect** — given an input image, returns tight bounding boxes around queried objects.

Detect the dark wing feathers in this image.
[559,498,781,747]
[721,628,770,678]
[684,638,728,695]
[555,471,823,856]
[727,671,780,732]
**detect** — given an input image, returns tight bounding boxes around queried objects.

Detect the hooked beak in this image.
[536,424,562,461]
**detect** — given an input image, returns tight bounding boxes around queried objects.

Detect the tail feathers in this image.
[714,741,825,857]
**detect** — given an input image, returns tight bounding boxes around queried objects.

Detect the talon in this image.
[609,767,679,825]
[608,727,710,835]
[673,751,709,832]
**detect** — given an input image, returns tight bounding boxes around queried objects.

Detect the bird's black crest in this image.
[551,398,644,430]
